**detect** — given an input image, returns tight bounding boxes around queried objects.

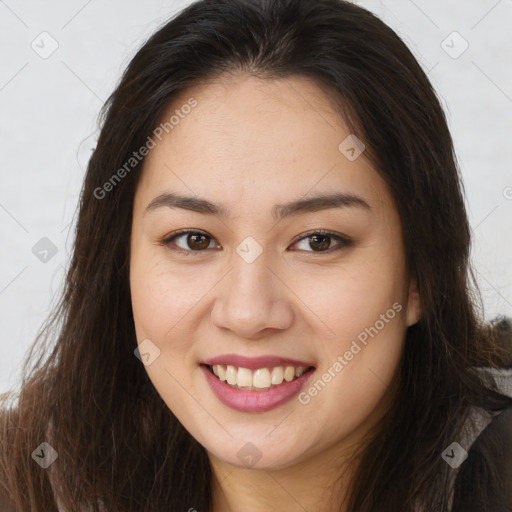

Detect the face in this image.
[129,73,421,471]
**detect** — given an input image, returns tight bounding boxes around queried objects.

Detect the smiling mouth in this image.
[204,364,315,391]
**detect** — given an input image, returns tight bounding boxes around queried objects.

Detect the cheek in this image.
[290,238,407,404]
[297,280,406,442]
[129,255,211,426]
[290,250,406,345]
[296,271,406,388]
[130,251,207,342]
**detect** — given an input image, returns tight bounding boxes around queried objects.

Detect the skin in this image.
[129,73,422,511]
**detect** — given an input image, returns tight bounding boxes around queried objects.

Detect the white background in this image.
[1,0,511,394]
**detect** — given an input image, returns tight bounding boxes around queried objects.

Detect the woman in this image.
[1,0,511,510]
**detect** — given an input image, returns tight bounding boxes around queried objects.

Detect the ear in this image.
[405,278,422,327]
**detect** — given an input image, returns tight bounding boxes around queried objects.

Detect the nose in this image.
[210,253,294,340]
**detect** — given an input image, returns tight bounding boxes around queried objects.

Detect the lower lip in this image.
[200,365,315,413]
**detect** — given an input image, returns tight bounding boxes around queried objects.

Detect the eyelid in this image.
[160,228,219,255]
[290,229,353,252]
[160,228,353,255]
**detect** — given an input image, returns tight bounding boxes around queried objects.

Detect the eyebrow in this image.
[144,191,371,220]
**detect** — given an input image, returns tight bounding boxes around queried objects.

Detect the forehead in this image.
[135,73,392,214]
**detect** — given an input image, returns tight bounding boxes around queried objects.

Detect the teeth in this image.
[271,366,284,385]
[217,365,227,381]
[236,367,253,387]
[226,365,237,385]
[253,368,271,388]
[210,364,309,390]
[284,366,295,382]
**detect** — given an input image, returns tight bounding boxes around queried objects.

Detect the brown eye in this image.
[291,230,353,253]
[162,230,218,254]
[308,234,331,251]
[186,233,211,250]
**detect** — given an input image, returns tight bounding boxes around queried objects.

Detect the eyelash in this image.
[159,228,353,256]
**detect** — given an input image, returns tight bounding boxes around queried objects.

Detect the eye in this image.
[161,229,220,255]
[290,230,353,253]
[161,228,352,256]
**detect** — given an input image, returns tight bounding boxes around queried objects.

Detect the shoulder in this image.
[484,366,512,397]
[451,372,512,512]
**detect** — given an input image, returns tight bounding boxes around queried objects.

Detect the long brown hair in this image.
[1,0,511,510]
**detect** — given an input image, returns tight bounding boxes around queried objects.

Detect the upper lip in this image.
[203,354,315,370]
